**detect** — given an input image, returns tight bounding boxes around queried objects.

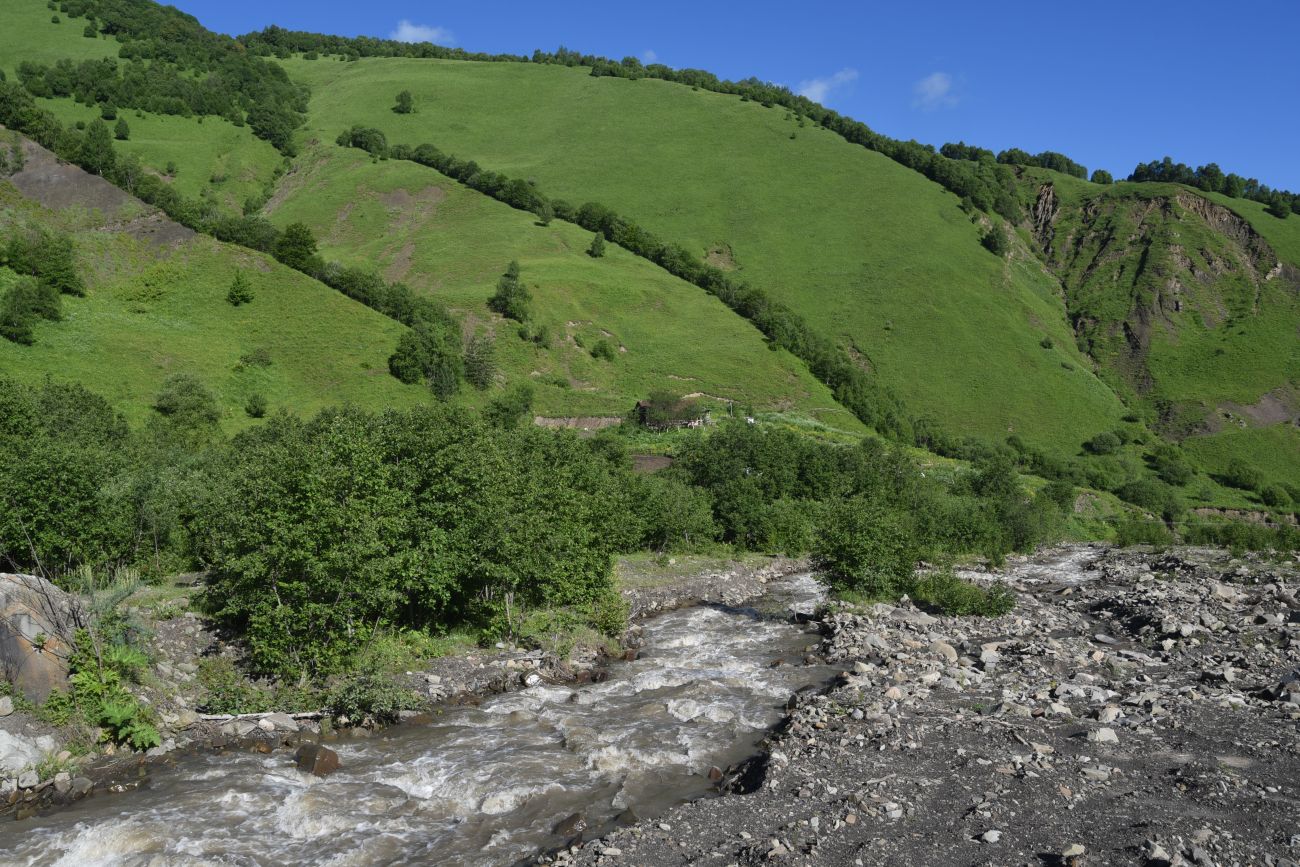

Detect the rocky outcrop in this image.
[0,127,195,247]
[0,574,83,702]
[1031,183,1060,252]
[1029,184,1299,424]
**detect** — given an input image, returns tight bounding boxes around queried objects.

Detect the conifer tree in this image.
[488,261,532,322]
[227,272,254,306]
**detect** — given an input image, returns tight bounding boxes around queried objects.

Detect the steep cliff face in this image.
[1028,182,1299,433]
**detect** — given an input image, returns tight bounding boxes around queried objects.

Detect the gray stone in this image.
[0,696,13,716]
[929,641,958,663]
[0,730,43,776]
[263,712,299,732]
[0,573,83,702]
[1088,727,1119,744]
[17,770,38,789]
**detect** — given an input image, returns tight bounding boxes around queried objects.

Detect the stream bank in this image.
[0,567,831,864]
[0,556,806,825]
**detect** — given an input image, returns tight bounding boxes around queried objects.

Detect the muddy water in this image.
[0,576,832,866]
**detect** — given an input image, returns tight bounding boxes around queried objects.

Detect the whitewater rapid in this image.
[0,575,831,866]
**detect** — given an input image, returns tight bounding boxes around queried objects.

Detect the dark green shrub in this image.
[387,324,463,397]
[910,571,1014,617]
[483,382,534,428]
[196,657,274,714]
[812,498,918,596]
[1147,444,1194,486]
[463,333,496,390]
[0,379,134,576]
[1222,459,1264,492]
[488,260,531,322]
[153,373,220,427]
[335,125,388,157]
[631,472,717,551]
[238,347,273,368]
[3,229,85,296]
[1083,431,1121,455]
[0,278,61,344]
[590,338,617,361]
[588,233,606,257]
[244,393,267,419]
[1259,484,1290,508]
[1041,479,1075,511]
[1116,478,1183,521]
[196,407,630,678]
[1113,516,1173,547]
[981,224,1009,256]
[326,672,418,724]
[272,222,319,273]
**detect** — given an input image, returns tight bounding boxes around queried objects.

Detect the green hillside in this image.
[0,164,424,430]
[0,0,119,77]
[263,141,856,426]
[36,96,283,216]
[0,0,1292,516]
[0,2,856,434]
[284,56,1129,454]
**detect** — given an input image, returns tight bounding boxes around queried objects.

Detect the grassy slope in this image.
[0,184,425,429]
[285,56,1127,454]
[0,3,282,217]
[0,1,119,78]
[1182,425,1300,493]
[1191,192,1300,491]
[267,142,857,427]
[36,97,283,217]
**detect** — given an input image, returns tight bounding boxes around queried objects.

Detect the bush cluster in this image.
[18,0,305,154]
[0,227,86,344]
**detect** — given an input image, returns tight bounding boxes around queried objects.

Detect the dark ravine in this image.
[547,545,1300,866]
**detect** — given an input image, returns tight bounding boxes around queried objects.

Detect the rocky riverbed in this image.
[548,546,1300,867]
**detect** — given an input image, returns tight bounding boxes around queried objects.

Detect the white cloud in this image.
[642,49,658,63]
[389,20,455,45]
[796,68,859,105]
[912,71,957,110]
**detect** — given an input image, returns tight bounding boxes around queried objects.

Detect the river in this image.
[0,575,832,866]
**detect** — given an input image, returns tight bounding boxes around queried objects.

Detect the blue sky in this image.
[177,0,1300,190]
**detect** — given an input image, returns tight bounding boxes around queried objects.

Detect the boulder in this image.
[294,743,340,777]
[1,573,83,702]
[263,712,299,732]
[0,730,43,776]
